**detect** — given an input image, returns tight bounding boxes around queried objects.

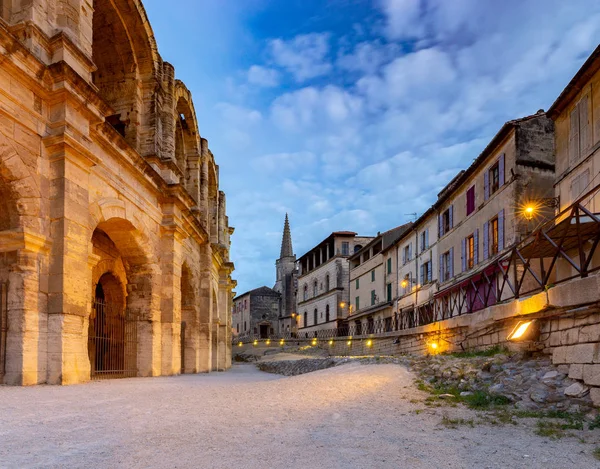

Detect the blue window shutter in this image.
[484,170,490,201]
[474,228,479,265]
[449,247,454,278]
[499,153,505,186]
[439,254,443,281]
[425,228,429,248]
[461,238,466,272]
[498,209,505,251]
[449,205,454,229]
[428,261,432,282]
[439,214,443,237]
[402,248,406,265]
[483,221,489,260]
[409,243,412,260]
[420,264,424,285]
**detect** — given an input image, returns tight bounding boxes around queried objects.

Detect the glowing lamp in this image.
[311,338,317,346]
[524,205,535,221]
[253,340,258,346]
[366,339,373,347]
[347,340,352,346]
[238,342,243,347]
[266,339,271,346]
[329,339,334,346]
[401,279,408,288]
[507,320,534,341]
[279,339,285,346]
[340,302,346,308]
[429,342,438,350]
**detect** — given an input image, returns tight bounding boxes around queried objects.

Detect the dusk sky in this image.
[143,0,600,295]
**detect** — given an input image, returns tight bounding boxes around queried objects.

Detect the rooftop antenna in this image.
[405,212,417,222]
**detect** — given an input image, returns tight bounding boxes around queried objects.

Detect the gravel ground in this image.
[0,363,599,468]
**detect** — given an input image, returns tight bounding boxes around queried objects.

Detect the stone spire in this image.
[280,213,294,258]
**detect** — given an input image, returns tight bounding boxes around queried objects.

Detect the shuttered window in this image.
[569,96,590,166]
[466,185,476,216]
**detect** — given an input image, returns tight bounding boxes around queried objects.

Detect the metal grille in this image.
[89,299,138,380]
[0,281,7,377]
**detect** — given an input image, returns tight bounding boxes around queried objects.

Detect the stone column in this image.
[218,192,226,245]
[187,154,201,204]
[46,147,95,385]
[161,63,176,163]
[197,243,213,372]
[159,223,185,376]
[200,139,209,229]
[4,246,47,385]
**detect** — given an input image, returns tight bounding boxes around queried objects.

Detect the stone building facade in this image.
[349,224,411,334]
[0,0,234,385]
[297,232,372,337]
[232,287,279,339]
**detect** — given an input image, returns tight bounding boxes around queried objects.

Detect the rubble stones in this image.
[564,382,589,398]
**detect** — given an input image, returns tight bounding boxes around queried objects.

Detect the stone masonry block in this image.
[579,324,600,343]
[565,343,598,364]
[590,388,600,408]
[569,363,583,380]
[552,346,568,364]
[583,365,600,386]
[560,328,579,345]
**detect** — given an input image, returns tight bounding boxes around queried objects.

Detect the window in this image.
[325,304,330,322]
[467,235,475,270]
[355,296,360,310]
[371,290,376,306]
[303,285,307,301]
[490,217,499,256]
[304,313,307,328]
[387,258,392,274]
[341,242,349,255]
[313,309,318,325]
[354,244,362,253]
[569,95,590,165]
[236,324,239,333]
[421,261,432,284]
[489,162,500,195]
[440,206,453,237]
[313,281,318,297]
[420,229,429,252]
[355,278,359,289]
[244,321,247,331]
[570,169,590,202]
[371,270,375,282]
[440,249,453,282]
[403,245,411,265]
[386,283,392,302]
[466,185,476,216]
[325,274,330,291]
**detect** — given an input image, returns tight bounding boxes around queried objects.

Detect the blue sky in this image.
[143,0,600,294]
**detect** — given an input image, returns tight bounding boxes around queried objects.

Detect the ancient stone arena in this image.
[1,363,598,468]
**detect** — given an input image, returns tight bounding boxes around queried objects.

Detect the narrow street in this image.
[0,363,597,468]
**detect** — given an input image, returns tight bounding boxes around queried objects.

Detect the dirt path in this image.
[0,363,598,468]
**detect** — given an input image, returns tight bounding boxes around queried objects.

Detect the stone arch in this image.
[0,131,42,232]
[90,0,161,152]
[88,216,157,378]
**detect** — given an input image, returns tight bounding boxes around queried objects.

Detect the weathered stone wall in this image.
[0,0,235,385]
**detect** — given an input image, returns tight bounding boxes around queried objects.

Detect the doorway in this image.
[259,324,269,339]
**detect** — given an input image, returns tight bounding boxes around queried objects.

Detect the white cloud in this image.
[379,0,424,40]
[252,151,317,173]
[247,65,280,87]
[269,33,332,82]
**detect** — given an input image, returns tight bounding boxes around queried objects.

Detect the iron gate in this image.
[89,299,139,380]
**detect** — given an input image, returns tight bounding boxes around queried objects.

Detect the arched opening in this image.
[313,308,318,326]
[89,272,126,377]
[325,304,330,322]
[313,280,318,297]
[325,274,330,292]
[92,0,145,149]
[88,219,151,379]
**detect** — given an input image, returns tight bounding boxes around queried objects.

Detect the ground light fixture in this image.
[311,338,317,346]
[347,340,352,346]
[507,320,535,341]
[279,339,285,346]
[266,339,271,346]
[328,339,334,346]
[253,340,258,346]
[238,342,243,347]
[366,339,373,347]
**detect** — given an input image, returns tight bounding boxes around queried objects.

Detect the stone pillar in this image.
[197,243,212,372]
[218,192,226,245]
[4,247,46,385]
[159,223,185,376]
[200,140,210,229]
[161,63,176,163]
[187,154,201,204]
[46,146,95,385]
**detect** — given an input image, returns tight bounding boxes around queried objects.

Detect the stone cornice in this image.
[0,229,52,254]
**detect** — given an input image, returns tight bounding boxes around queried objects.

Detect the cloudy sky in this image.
[144,0,600,294]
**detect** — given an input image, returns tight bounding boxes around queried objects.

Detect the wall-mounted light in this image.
[507,320,535,341]
[238,342,243,347]
[329,339,334,346]
[253,340,258,346]
[366,339,373,347]
[347,340,352,346]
